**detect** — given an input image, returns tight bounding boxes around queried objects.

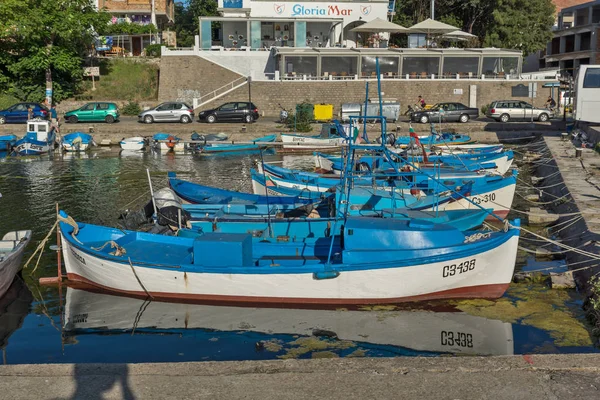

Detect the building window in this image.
[482,57,519,76]
[284,56,318,76]
[361,56,399,77]
[443,57,479,77]
[321,56,358,77]
[402,57,440,77]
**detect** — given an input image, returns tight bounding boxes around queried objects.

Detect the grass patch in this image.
[79,59,158,102]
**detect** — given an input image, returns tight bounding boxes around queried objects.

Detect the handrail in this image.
[197,76,247,105]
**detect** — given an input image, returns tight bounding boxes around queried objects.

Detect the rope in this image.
[25,220,58,275]
[128,257,153,299]
[57,214,83,244]
[91,240,127,257]
[515,190,571,205]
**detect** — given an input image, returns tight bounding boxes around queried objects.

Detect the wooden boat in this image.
[61,132,94,152]
[395,131,472,147]
[281,122,351,151]
[120,137,146,151]
[152,133,184,152]
[14,120,56,155]
[0,231,31,299]
[251,168,516,219]
[168,172,315,205]
[316,150,514,175]
[0,135,17,152]
[199,134,277,155]
[63,287,514,356]
[58,210,520,304]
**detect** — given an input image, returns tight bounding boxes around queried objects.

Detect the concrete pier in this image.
[1,355,599,399]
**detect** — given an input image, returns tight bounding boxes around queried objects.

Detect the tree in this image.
[0,0,109,102]
[173,0,218,47]
[484,0,556,56]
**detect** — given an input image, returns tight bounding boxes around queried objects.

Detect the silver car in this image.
[486,100,553,123]
[139,102,194,124]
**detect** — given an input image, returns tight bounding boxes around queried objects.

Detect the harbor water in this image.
[0,148,598,364]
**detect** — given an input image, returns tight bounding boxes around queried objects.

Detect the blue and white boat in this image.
[199,134,277,155]
[13,120,56,155]
[152,133,184,152]
[395,130,472,147]
[0,135,17,152]
[58,210,520,305]
[61,132,94,152]
[167,172,315,205]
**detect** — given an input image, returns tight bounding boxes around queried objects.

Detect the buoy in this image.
[410,188,420,196]
[166,135,176,149]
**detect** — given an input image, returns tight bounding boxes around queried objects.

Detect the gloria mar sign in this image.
[219,1,389,22]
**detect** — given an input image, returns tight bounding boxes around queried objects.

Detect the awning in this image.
[408,19,459,35]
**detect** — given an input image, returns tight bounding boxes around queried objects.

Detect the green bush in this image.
[144,44,162,57]
[481,103,490,115]
[286,101,313,132]
[122,101,141,116]
[100,23,157,35]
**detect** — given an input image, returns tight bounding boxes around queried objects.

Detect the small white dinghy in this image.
[120,137,146,151]
[0,231,31,299]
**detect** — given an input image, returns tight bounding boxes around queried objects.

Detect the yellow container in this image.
[313,104,334,121]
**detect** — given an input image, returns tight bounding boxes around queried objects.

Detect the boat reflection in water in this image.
[64,286,514,358]
[1,278,33,364]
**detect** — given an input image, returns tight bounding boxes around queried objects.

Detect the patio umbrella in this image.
[407,18,459,35]
[442,30,477,41]
[350,18,408,33]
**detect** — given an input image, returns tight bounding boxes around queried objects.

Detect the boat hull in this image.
[281,133,344,150]
[0,231,31,298]
[61,230,519,305]
[14,142,53,156]
[62,143,90,152]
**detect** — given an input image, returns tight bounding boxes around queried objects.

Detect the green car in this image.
[65,102,120,124]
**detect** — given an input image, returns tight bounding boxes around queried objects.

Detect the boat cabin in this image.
[26,120,53,142]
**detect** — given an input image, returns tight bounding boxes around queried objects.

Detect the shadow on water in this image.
[71,363,135,400]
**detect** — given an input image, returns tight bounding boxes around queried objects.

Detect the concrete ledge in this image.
[1,355,600,399]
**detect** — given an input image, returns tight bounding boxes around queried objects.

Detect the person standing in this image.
[50,104,60,133]
[27,106,33,120]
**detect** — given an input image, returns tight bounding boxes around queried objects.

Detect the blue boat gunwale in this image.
[59,217,520,276]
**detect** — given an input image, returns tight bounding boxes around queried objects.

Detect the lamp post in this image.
[431,0,435,20]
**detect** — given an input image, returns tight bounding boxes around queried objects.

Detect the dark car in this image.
[198,102,259,123]
[0,103,49,124]
[411,102,479,124]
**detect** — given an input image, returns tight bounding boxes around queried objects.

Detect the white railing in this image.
[193,76,248,109]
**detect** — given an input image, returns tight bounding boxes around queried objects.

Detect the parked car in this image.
[138,102,194,124]
[410,102,479,124]
[198,102,259,123]
[65,102,119,123]
[0,103,49,124]
[486,100,552,122]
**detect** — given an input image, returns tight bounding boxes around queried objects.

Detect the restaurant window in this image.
[401,57,440,77]
[321,56,358,77]
[443,57,479,77]
[284,56,318,76]
[482,57,519,76]
[361,56,399,77]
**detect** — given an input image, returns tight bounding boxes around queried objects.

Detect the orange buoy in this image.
[410,188,420,196]
[166,135,176,149]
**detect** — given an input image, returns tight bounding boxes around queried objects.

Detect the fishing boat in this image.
[281,122,352,151]
[120,137,146,151]
[63,287,514,356]
[13,120,56,155]
[0,231,31,299]
[395,130,472,147]
[167,172,315,205]
[58,209,520,304]
[251,167,516,219]
[61,132,94,152]
[198,134,277,155]
[0,135,17,152]
[152,133,184,152]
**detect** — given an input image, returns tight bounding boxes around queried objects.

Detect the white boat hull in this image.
[61,143,90,152]
[61,232,519,305]
[0,231,31,298]
[120,137,145,151]
[64,288,515,356]
[281,134,344,150]
[14,142,52,156]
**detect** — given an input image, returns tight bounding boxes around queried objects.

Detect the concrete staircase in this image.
[192,77,248,109]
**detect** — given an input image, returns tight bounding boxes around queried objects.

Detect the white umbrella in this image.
[407,18,459,35]
[443,30,477,41]
[350,18,408,33]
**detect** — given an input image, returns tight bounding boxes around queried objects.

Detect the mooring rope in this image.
[25,220,58,275]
